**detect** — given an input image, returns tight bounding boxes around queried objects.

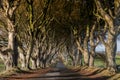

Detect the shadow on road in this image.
[3,68,110,80]
[35,68,110,80]
[1,62,111,80]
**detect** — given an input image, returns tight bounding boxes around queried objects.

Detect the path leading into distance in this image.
[2,61,109,80]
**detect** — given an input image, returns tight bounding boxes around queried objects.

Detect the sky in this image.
[96,36,120,52]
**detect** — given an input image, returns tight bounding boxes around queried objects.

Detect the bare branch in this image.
[98,35,106,46]
[95,0,114,28]
[8,0,21,18]
[76,38,83,53]
[1,0,9,15]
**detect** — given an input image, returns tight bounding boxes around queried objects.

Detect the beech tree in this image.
[94,0,120,72]
[0,0,120,73]
[0,0,20,70]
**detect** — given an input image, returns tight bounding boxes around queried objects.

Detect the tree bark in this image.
[7,31,14,68]
[0,50,12,70]
[89,52,95,67]
[0,0,20,70]
[95,0,118,72]
[76,39,89,66]
[19,52,26,69]
[89,24,98,67]
[26,39,34,69]
[105,32,117,72]
[31,58,37,69]
[7,25,19,68]
[83,50,89,66]
[75,50,82,66]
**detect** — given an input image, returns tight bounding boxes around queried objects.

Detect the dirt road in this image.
[2,67,111,80]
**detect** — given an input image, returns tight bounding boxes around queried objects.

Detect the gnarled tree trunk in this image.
[95,0,119,72]
[105,31,117,71]
[0,0,20,70]
[26,39,34,69]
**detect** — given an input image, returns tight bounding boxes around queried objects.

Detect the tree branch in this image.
[76,38,83,53]
[98,35,106,46]
[8,0,21,18]
[95,0,114,28]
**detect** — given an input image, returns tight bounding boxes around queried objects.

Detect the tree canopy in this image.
[0,0,120,72]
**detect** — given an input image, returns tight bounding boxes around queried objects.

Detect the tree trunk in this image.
[26,39,34,69]
[0,52,12,70]
[89,52,95,67]
[0,0,20,70]
[83,50,89,66]
[76,51,82,66]
[18,46,27,69]
[31,58,37,69]
[79,52,83,66]
[19,53,26,69]
[95,0,119,72]
[36,47,40,68]
[89,23,97,67]
[7,31,15,69]
[36,57,40,68]
[5,53,13,70]
[105,32,117,72]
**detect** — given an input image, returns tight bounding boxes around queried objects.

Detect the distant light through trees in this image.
[96,35,120,52]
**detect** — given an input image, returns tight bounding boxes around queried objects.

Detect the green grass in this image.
[94,58,105,67]
[0,60,5,72]
[0,55,119,72]
[66,55,120,68]
[94,55,120,68]
[116,56,120,65]
[0,64,5,72]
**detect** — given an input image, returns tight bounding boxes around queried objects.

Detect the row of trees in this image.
[0,0,120,72]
